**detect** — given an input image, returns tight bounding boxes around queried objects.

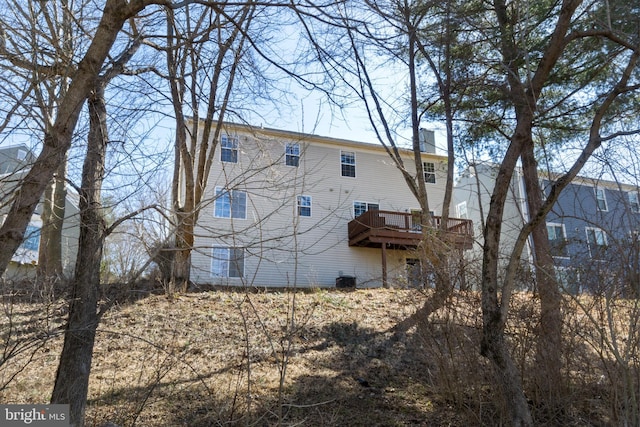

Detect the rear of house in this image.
[189,123,468,288]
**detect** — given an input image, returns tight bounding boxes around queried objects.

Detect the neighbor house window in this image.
[341,151,356,177]
[456,201,467,219]
[423,162,436,184]
[211,247,244,278]
[285,143,300,167]
[353,201,379,217]
[629,191,639,213]
[555,267,580,294]
[595,187,608,211]
[214,187,246,219]
[586,227,607,259]
[221,135,238,163]
[547,222,568,257]
[20,225,40,251]
[297,195,312,217]
[16,149,26,161]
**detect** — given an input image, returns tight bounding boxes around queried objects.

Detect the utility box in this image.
[336,275,356,288]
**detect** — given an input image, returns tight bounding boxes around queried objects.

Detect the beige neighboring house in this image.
[188,123,473,288]
[0,144,79,280]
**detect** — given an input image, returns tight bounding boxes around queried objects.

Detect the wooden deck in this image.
[348,210,474,250]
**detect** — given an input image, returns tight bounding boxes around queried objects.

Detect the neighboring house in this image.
[454,162,640,294]
[0,144,79,280]
[187,123,473,288]
[453,162,534,267]
[543,175,640,294]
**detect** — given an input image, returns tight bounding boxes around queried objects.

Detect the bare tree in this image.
[0,0,90,279]
[48,18,157,424]
[0,0,170,279]
[162,2,259,292]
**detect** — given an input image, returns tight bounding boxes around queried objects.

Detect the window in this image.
[214,187,246,219]
[285,143,300,167]
[20,225,40,251]
[555,267,580,294]
[456,201,467,219]
[297,195,312,217]
[16,149,26,161]
[353,201,379,217]
[595,187,607,211]
[341,151,355,177]
[629,191,640,213]
[211,247,244,278]
[423,162,436,184]
[547,222,568,257]
[586,227,607,259]
[221,135,238,163]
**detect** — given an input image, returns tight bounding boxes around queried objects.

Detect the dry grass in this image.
[0,286,632,426]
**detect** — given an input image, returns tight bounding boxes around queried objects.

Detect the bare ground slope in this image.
[0,287,615,426]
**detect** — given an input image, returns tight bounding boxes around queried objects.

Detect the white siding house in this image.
[453,162,534,267]
[189,123,472,288]
[0,144,80,280]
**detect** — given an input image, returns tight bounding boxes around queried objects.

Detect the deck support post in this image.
[381,242,388,288]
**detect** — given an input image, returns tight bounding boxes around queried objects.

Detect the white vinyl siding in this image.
[190,123,450,288]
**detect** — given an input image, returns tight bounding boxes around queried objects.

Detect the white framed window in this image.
[586,227,607,259]
[285,143,300,167]
[20,225,40,251]
[221,135,239,163]
[297,195,312,217]
[456,201,467,219]
[423,162,436,184]
[629,191,639,213]
[546,222,568,258]
[340,151,356,177]
[353,201,379,217]
[595,187,608,211]
[214,187,246,219]
[16,149,26,161]
[211,247,244,278]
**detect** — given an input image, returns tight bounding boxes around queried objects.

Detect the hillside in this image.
[0,287,615,426]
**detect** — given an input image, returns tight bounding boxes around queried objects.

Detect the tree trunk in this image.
[520,145,563,410]
[50,86,107,427]
[481,137,533,426]
[37,161,67,278]
[172,211,194,293]
[481,311,534,427]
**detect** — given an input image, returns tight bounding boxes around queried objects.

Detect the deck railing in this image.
[348,210,473,241]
